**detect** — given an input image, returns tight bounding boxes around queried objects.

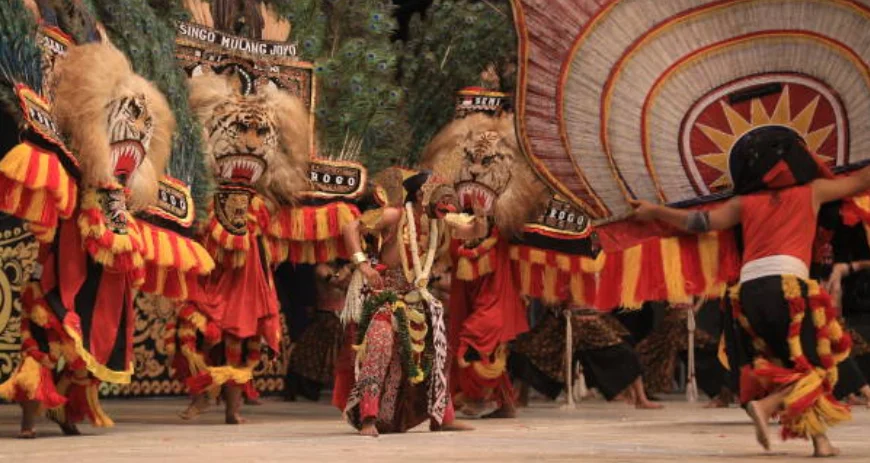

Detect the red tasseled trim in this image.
[597,250,624,310]
[739,365,768,404]
[243,381,260,400]
[6,363,67,409]
[62,381,93,424]
[186,372,214,395]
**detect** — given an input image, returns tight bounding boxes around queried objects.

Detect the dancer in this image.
[421,92,541,418]
[635,301,733,407]
[286,261,352,401]
[340,169,478,436]
[632,126,870,456]
[0,39,176,436]
[825,259,870,405]
[510,302,661,409]
[170,72,309,424]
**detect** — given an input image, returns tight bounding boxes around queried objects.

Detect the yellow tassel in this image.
[570,274,584,306]
[86,384,114,427]
[698,232,719,291]
[661,237,689,303]
[621,246,643,309]
[456,257,473,281]
[315,206,329,240]
[542,266,558,302]
[0,357,43,401]
[471,344,508,380]
[206,365,254,391]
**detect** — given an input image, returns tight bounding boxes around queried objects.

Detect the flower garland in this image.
[354,290,430,384]
[401,203,438,289]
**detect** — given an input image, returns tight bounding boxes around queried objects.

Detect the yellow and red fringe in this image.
[268,202,360,264]
[509,244,601,307]
[174,303,258,396]
[0,142,77,242]
[138,220,215,300]
[730,276,851,440]
[455,235,499,281]
[201,196,269,268]
[509,229,738,310]
[841,193,870,247]
[54,370,114,427]
[77,187,146,279]
[595,230,739,310]
[0,356,66,410]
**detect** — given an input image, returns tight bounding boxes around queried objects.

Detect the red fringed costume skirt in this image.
[726,274,851,440]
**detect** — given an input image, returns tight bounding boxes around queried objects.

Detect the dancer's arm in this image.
[825,260,870,311]
[813,165,870,207]
[447,199,490,240]
[630,197,741,233]
[342,207,401,288]
[450,216,489,240]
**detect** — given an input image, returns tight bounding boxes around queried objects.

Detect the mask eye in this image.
[128,100,142,119]
[256,127,271,137]
[232,121,247,133]
[482,155,494,167]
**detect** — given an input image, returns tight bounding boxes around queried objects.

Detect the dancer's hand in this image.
[825,263,849,310]
[360,262,383,289]
[628,199,659,221]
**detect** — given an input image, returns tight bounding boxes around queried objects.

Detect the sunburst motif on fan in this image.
[682,75,845,197]
[513,0,870,220]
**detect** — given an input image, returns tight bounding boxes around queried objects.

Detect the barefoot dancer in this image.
[340,170,478,437]
[286,261,351,400]
[169,73,310,425]
[825,261,870,406]
[632,126,868,457]
[510,303,661,409]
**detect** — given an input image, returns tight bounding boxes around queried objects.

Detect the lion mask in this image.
[420,113,545,237]
[187,73,310,207]
[52,41,174,211]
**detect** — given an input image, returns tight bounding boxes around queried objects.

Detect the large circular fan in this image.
[512,0,870,221]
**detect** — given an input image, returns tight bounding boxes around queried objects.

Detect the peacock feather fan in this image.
[397,0,517,164]
[0,0,43,127]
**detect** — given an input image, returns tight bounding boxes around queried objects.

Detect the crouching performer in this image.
[340,170,477,436]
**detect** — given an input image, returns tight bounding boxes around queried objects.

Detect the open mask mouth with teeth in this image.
[111,140,145,185]
[456,181,496,215]
[215,154,267,184]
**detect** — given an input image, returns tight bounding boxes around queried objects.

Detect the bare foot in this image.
[812,434,840,458]
[431,420,475,432]
[20,400,39,439]
[482,404,517,419]
[45,409,81,436]
[746,401,771,451]
[179,394,210,420]
[225,413,248,424]
[223,386,247,425]
[360,418,378,437]
[459,399,488,417]
[245,397,262,406]
[635,399,664,410]
[703,397,729,408]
